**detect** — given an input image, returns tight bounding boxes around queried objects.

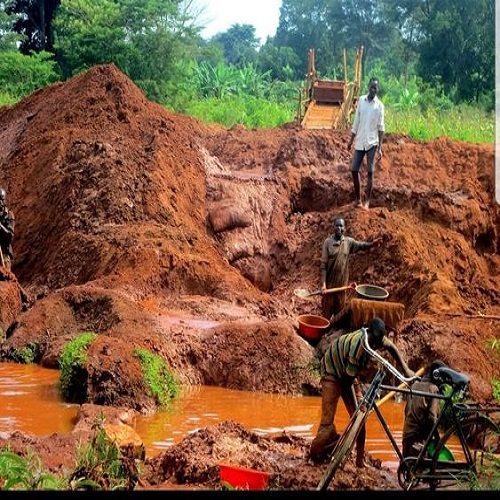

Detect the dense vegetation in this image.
[0,0,494,143]
[0,421,140,490]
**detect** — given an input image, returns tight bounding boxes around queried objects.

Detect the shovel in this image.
[294,282,357,300]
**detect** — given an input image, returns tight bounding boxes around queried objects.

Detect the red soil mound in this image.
[0,64,498,490]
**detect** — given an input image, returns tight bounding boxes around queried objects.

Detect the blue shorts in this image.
[351,146,377,173]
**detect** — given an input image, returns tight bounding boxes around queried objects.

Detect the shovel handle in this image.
[323,282,357,295]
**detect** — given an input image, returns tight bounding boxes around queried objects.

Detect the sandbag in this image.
[208,201,252,233]
[350,298,405,330]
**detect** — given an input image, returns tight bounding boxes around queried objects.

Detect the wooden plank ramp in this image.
[301,102,342,129]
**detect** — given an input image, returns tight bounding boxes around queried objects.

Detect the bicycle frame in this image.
[317,329,499,491]
[317,330,416,490]
[378,377,478,489]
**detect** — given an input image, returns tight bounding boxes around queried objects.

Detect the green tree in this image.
[379,0,425,84]
[257,40,300,81]
[52,0,124,78]
[5,0,60,53]
[416,0,494,103]
[52,0,201,103]
[274,0,392,81]
[118,0,201,75]
[340,0,393,63]
[235,63,271,98]
[0,3,23,49]
[275,0,342,77]
[0,2,59,104]
[210,23,259,68]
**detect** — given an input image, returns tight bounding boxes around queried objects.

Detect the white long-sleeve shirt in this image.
[351,94,385,151]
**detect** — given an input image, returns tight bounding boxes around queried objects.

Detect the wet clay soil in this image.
[0,64,498,490]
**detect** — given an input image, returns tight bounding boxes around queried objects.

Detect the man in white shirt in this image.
[347,78,385,210]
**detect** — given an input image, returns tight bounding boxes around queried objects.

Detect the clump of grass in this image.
[0,420,141,491]
[491,379,500,402]
[135,347,179,407]
[486,339,500,401]
[59,332,97,401]
[0,91,16,107]
[0,447,65,490]
[470,455,500,490]
[70,417,137,491]
[10,343,39,364]
[487,338,500,352]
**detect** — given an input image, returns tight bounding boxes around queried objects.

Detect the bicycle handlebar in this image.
[362,328,419,385]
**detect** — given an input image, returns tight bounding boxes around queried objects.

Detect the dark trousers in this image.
[310,376,365,462]
[351,146,377,173]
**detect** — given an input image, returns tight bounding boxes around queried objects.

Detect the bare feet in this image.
[353,199,363,209]
[361,201,370,211]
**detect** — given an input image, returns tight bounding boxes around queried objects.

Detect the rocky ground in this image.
[0,64,498,490]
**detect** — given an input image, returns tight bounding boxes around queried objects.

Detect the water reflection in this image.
[134,386,324,454]
[0,362,77,438]
[136,386,407,463]
[0,362,406,464]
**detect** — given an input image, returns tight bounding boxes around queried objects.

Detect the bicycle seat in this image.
[433,366,469,389]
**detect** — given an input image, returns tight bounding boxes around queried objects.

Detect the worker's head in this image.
[0,187,6,210]
[368,78,379,99]
[367,317,386,349]
[333,217,345,237]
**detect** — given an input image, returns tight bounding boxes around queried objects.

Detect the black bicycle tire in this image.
[463,415,499,479]
[397,457,419,490]
[430,415,499,488]
[317,409,367,491]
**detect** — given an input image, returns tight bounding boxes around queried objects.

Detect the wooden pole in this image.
[343,48,347,83]
[441,313,500,320]
[374,366,426,409]
[356,46,364,89]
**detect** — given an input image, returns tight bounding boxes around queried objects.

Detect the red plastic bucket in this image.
[297,314,330,343]
[219,464,271,490]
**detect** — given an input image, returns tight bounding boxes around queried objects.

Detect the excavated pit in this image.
[0,64,498,490]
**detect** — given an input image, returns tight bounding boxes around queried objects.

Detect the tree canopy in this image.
[0,0,494,107]
[210,23,259,68]
[5,0,60,53]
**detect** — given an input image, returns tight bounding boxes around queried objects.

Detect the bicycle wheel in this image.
[397,457,419,490]
[430,415,499,489]
[466,415,500,487]
[317,409,367,491]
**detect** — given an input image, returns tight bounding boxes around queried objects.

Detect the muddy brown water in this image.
[1,362,416,468]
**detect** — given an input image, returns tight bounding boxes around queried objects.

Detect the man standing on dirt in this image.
[309,317,414,466]
[347,77,385,210]
[0,187,14,270]
[320,217,381,320]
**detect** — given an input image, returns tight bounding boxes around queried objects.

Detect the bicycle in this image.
[317,329,500,491]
